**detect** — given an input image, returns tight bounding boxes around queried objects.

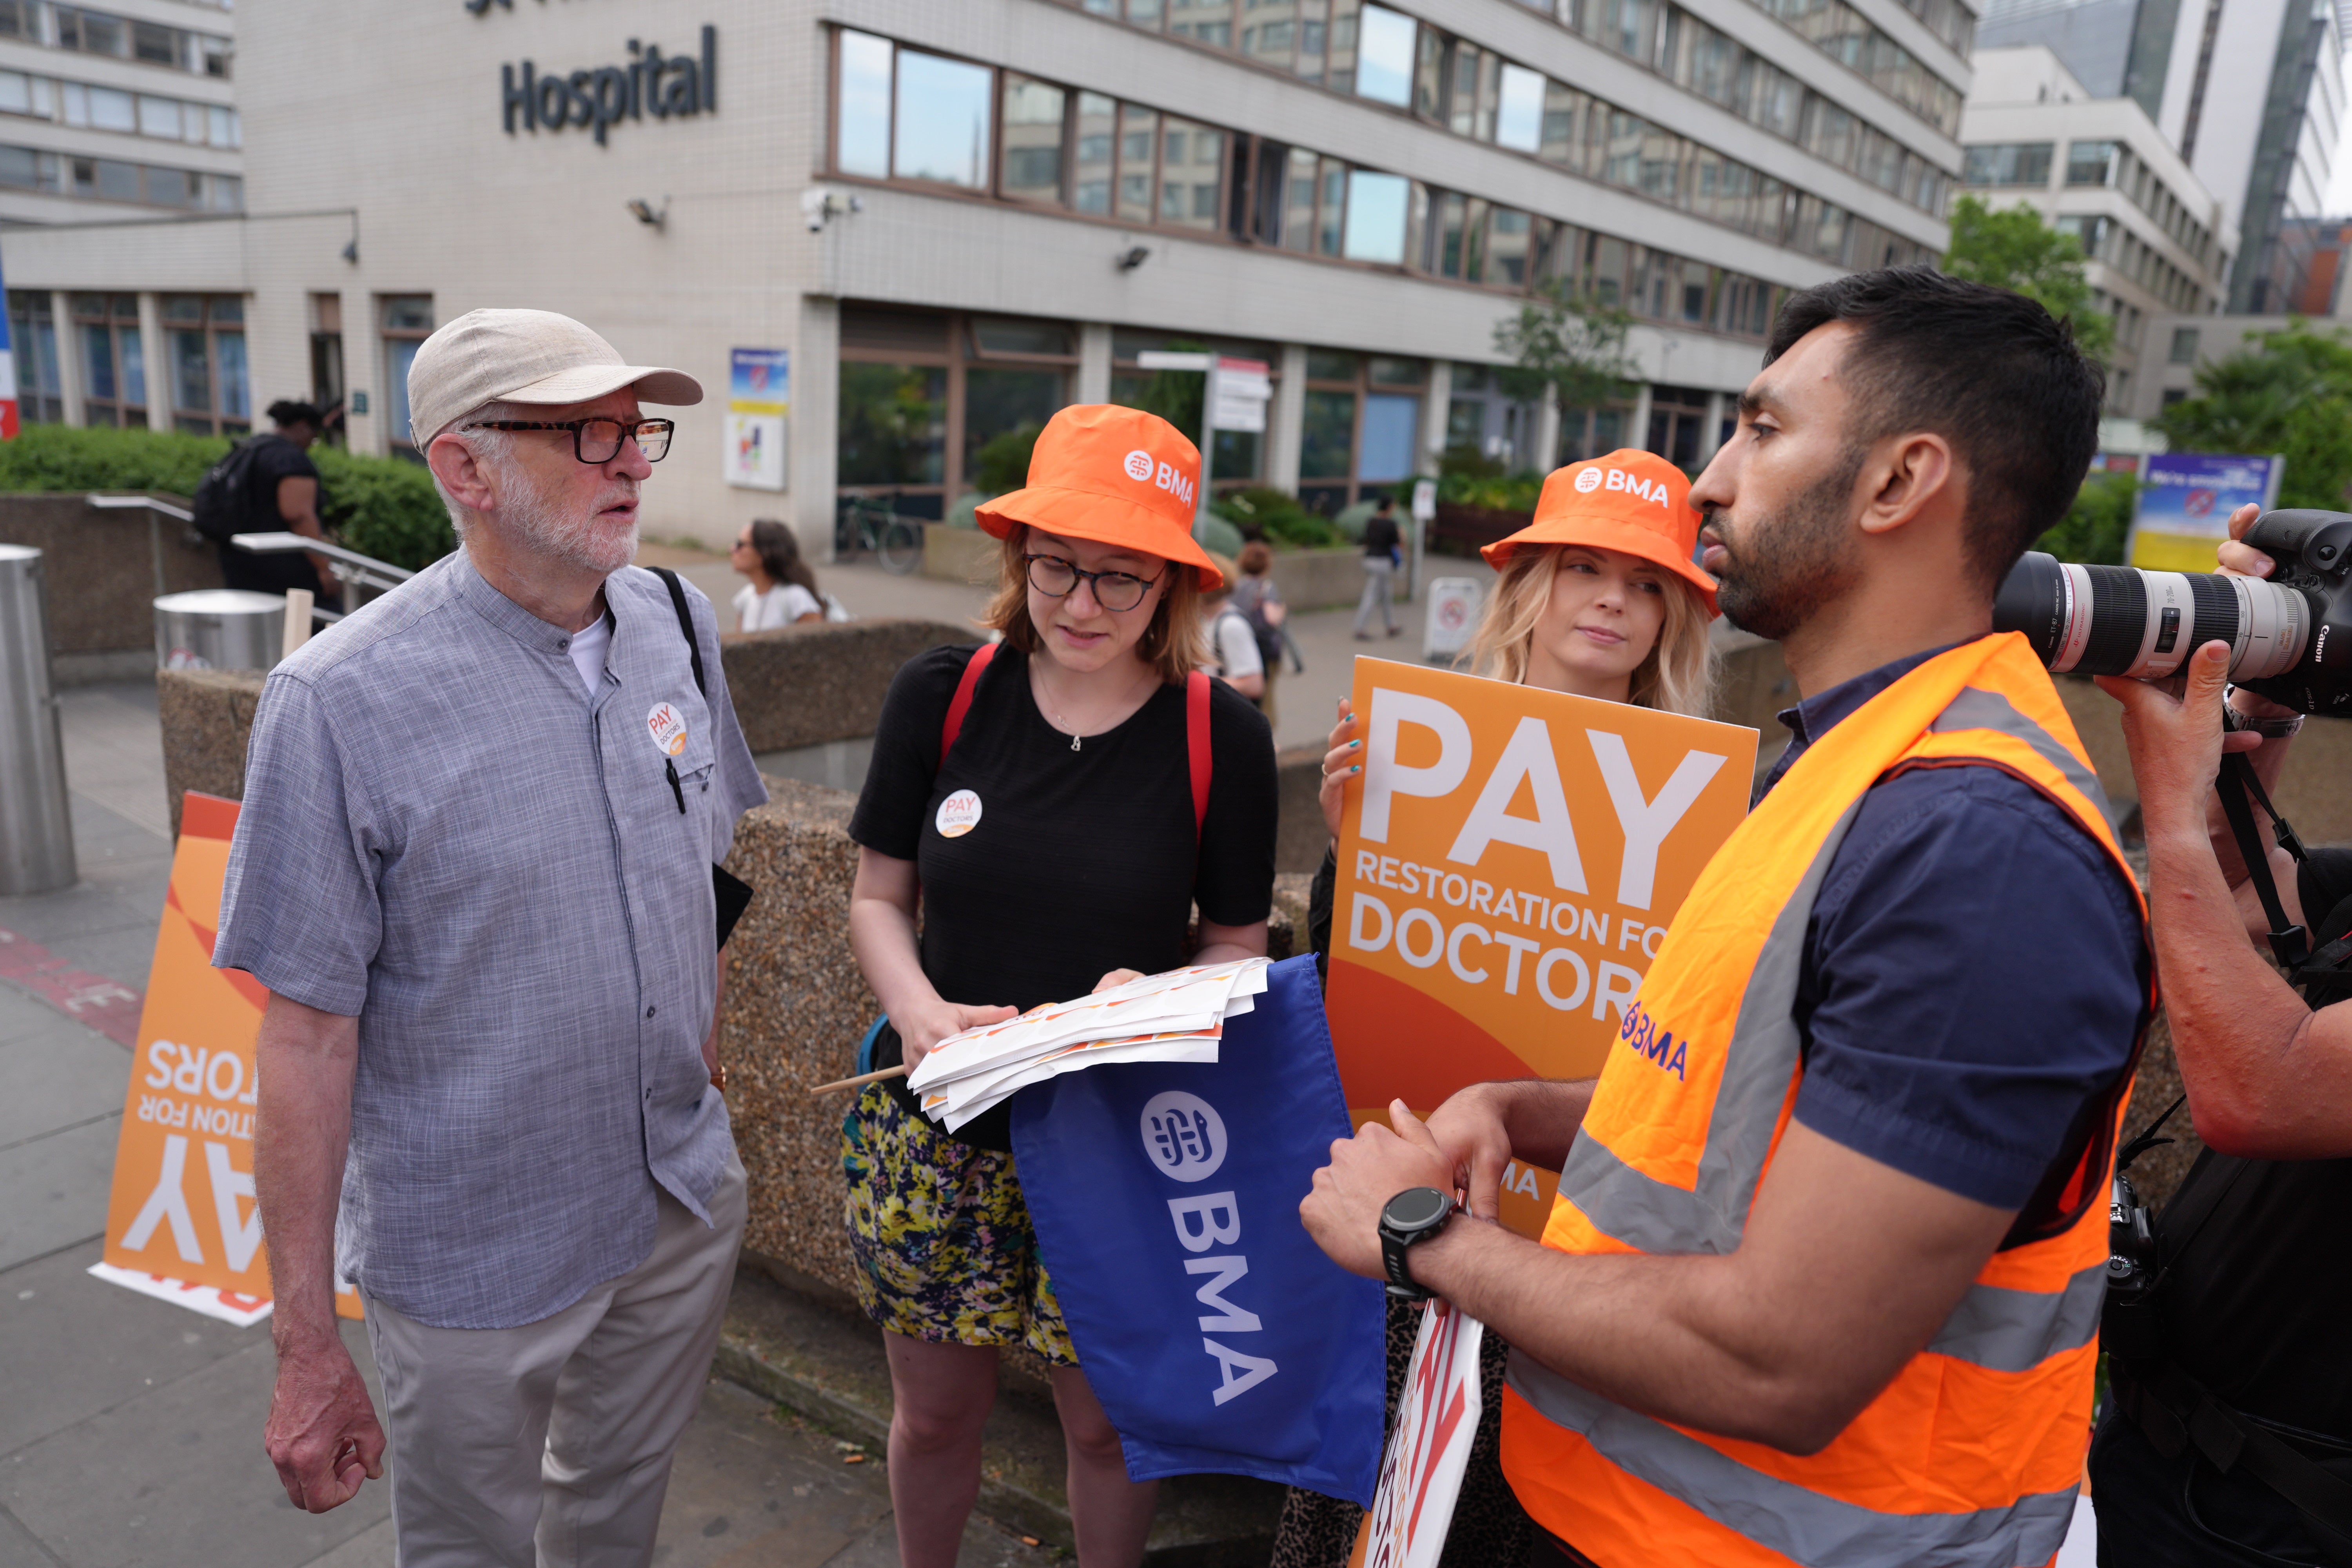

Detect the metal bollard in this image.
[0,544,77,895]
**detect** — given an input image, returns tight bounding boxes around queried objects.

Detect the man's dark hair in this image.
[267,399,324,430]
[1766,267,2102,588]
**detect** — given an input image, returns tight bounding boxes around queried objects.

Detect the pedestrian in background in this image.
[842,404,1276,1568]
[1229,539,1288,723]
[1274,447,1719,1568]
[216,399,339,608]
[731,517,826,630]
[1203,550,1267,705]
[219,309,764,1567]
[1354,494,1403,640]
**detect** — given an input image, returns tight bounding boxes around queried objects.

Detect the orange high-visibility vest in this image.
[1501,634,2151,1568]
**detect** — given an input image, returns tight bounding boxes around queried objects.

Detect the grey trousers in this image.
[362,1150,747,1568]
[1355,556,1397,633]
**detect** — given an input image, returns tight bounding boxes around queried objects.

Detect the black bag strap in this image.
[645,568,754,950]
[2217,751,2309,967]
[2129,1357,2352,1565]
[649,567,707,698]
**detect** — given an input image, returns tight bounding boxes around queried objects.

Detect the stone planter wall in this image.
[0,492,221,681]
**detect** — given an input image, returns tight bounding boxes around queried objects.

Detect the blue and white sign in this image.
[1011,956,1385,1504]
[2128,451,2283,572]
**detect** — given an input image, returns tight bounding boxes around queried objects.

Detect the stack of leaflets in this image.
[907,957,1272,1133]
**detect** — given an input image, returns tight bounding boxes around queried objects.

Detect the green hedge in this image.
[0,423,457,572]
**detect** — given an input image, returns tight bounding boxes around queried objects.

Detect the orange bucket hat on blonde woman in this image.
[975,405,1223,590]
[1482,448,1719,616]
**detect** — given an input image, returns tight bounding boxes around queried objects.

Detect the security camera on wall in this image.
[799,187,862,232]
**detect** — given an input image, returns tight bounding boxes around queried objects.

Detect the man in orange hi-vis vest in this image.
[1304,267,2153,1568]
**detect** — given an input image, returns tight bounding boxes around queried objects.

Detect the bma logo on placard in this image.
[1142,1091,1227,1181]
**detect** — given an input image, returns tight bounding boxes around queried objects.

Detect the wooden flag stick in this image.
[809,1063,908,1097]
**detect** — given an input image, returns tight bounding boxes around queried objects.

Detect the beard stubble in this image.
[1706,452,1865,643]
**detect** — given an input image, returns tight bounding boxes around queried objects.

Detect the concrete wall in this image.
[0,493,222,681]
[718,618,977,753]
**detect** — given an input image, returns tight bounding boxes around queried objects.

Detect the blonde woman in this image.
[1272,448,1718,1568]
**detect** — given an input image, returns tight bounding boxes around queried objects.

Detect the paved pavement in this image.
[0,675,1049,1567]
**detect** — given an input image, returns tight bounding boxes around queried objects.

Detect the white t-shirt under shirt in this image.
[1210,604,1263,683]
[734,581,822,632]
[568,612,612,695]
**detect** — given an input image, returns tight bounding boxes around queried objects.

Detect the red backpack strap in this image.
[940,641,998,765]
[1185,669,1212,837]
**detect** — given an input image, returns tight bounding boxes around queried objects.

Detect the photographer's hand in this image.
[2100,642,2352,1159]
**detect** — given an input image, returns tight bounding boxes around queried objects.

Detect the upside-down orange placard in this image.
[1326,660,1756,1234]
[95,792,362,1323]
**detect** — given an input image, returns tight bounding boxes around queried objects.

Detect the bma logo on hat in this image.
[1574,466,1604,494]
[1121,446,1197,508]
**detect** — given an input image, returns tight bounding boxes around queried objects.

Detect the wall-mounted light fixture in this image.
[1116,245,1151,272]
[626,198,669,232]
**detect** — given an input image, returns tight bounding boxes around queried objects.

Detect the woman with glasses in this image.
[1272,449,1720,1568]
[842,405,1278,1568]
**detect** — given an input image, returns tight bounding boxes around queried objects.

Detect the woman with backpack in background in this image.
[1271,449,1720,1568]
[1203,552,1267,706]
[842,405,1278,1568]
[1229,540,1289,723]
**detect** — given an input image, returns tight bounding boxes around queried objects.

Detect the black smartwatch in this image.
[1378,1187,1458,1302]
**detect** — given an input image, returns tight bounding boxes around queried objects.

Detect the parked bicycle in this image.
[835,495,924,576]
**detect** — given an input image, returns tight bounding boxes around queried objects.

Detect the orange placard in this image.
[1326,660,1756,1234]
[98,792,361,1321]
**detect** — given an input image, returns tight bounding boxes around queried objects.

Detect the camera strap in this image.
[2216,751,2310,969]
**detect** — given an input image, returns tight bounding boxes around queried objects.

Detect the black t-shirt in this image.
[2151,847,2352,1437]
[847,643,1279,1149]
[1362,512,1400,557]
[244,433,319,529]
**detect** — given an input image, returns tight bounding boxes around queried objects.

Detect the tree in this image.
[1941,194,2114,362]
[2034,469,2135,564]
[2152,321,2352,510]
[1494,280,1642,423]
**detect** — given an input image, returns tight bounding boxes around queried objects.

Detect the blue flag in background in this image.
[1011,955,1385,1505]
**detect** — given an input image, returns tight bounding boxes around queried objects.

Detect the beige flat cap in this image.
[407,308,702,444]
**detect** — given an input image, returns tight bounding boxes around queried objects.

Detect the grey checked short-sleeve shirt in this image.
[214,550,767,1330]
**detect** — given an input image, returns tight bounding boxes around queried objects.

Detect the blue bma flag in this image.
[1010,955,1385,1505]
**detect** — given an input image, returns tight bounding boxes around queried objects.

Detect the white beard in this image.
[501,470,640,577]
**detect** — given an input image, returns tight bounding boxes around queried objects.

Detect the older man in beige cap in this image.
[215,309,768,1566]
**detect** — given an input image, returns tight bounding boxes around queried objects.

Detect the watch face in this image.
[1385,1186,1453,1231]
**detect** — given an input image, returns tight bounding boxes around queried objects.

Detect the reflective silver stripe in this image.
[1929,688,2116,828]
[1507,1352,2082,1568]
[1925,1261,2108,1372]
[1557,800,1864,1255]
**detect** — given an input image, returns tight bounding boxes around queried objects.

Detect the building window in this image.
[2170,327,2200,365]
[380,295,433,457]
[7,290,61,423]
[53,6,230,78]
[310,293,345,431]
[162,294,247,436]
[71,293,143,426]
[2161,388,2187,407]
[2067,140,2118,187]
[1296,350,1423,513]
[837,304,1076,517]
[1647,385,1711,470]
[833,30,993,190]
[1962,142,2054,186]
[1354,5,1416,106]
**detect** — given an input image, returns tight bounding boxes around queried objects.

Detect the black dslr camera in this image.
[1996,509,2352,715]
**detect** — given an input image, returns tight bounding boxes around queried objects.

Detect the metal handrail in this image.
[87,491,194,524]
[230,530,414,594]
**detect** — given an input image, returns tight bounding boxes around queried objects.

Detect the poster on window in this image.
[1325,659,1754,1236]
[724,347,788,491]
[94,793,363,1325]
[2127,452,2282,572]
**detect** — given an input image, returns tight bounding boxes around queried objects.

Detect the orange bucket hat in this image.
[1481,448,1719,616]
[975,405,1222,589]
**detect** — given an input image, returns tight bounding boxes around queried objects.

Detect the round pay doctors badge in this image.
[935,789,983,838]
[645,701,690,757]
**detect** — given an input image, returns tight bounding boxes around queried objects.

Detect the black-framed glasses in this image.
[1024,552,1163,612]
[462,417,674,464]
